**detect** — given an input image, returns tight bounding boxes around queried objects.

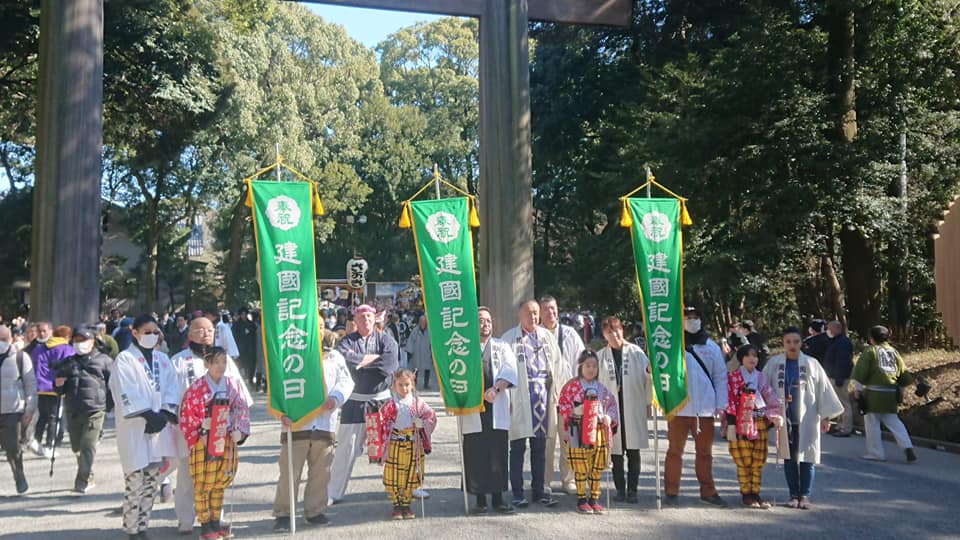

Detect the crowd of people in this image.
[0,298,923,538]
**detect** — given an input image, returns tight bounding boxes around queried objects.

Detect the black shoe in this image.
[494,504,515,514]
[626,492,639,504]
[306,513,330,526]
[272,517,291,533]
[14,473,27,495]
[472,504,489,515]
[700,494,729,508]
[831,431,852,438]
[537,495,558,507]
[663,494,680,508]
[613,490,626,502]
[906,448,918,463]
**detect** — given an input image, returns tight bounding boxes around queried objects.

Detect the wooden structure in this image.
[32,0,630,326]
[935,194,960,344]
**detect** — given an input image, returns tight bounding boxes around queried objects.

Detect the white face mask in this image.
[75,341,94,355]
[0,342,10,354]
[37,336,49,343]
[684,319,702,334]
[826,330,836,339]
[137,334,159,349]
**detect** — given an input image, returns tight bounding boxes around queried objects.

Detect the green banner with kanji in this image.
[408,197,483,414]
[248,180,326,426]
[626,198,688,418]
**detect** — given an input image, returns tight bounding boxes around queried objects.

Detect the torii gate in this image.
[31,0,630,325]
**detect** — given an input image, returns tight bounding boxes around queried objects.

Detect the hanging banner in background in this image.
[625,198,688,418]
[248,180,326,426]
[407,197,483,414]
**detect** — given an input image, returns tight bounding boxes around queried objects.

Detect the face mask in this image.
[37,336,49,343]
[826,331,836,339]
[684,319,702,334]
[137,334,159,349]
[75,341,94,355]
[0,342,9,354]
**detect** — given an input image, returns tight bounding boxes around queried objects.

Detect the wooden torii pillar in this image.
[31,0,104,325]
[306,0,631,322]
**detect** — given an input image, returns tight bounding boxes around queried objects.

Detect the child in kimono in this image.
[726,345,781,509]
[558,350,619,515]
[179,347,251,540]
[380,368,436,520]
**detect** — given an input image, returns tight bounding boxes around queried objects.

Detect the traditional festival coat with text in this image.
[597,344,652,452]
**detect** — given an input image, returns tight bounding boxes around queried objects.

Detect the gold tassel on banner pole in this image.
[619,171,693,227]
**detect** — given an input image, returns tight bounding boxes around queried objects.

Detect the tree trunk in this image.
[223,188,248,309]
[821,253,846,325]
[839,226,880,339]
[827,0,857,143]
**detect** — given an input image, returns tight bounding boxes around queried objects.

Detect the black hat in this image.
[72,326,96,341]
[683,306,701,318]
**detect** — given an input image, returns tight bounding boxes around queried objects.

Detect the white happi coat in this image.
[170,348,254,459]
[500,325,565,441]
[459,337,518,435]
[763,352,844,464]
[109,345,181,474]
[597,343,653,453]
[543,323,585,380]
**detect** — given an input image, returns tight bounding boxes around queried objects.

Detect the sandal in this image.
[783,496,800,509]
[798,496,812,510]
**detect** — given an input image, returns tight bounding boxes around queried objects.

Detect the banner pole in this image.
[646,167,652,198]
[456,420,469,516]
[654,406,662,510]
[287,428,297,536]
[433,164,441,199]
[276,143,282,182]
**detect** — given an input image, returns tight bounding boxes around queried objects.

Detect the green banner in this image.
[408,197,483,414]
[248,180,326,426]
[627,198,688,418]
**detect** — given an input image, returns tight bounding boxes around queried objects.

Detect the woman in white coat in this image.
[109,315,181,540]
[763,327,843,510]
[459,307,518,513]
[597,317,652,503]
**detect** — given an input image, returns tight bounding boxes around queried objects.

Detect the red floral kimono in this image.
[178,376,251,525]
[557,378,619,502]
[379,395,437,508]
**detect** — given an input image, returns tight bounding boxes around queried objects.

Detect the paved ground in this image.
[2,390,959,540]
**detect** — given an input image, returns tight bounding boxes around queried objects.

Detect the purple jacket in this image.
[34,340,76,394]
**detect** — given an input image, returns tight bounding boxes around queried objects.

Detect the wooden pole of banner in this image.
[646,170,662,511]
[431,164,472,517]
[287,428,297,536]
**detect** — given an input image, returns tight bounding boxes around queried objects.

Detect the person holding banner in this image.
[663,306,729,509]
[170,317,253,535]
[459,307,518,514]
[558,350,619,515]
[329,304,399,503]
[764,327,843,510]
[539,295,583,495]
[597,316,652,504]
[380,369,437,520]
[178,347,251,540]
[109,314,181,540]
[272,330,355,532]
[502,300,564,508]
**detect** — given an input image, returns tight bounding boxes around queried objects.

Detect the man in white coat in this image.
[501,300,564,508]
[459,307,518,513]
[664,306,729,509]
[764,326,843,510]
[404,315,432,389]
[597,316,652,503]
[169,317,253,535]
[538,295,582,494]
[109,315,181,540]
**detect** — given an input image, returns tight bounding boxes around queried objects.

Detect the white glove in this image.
[201,418,212,430]
[230,430,244,443]
[414,418,424,429]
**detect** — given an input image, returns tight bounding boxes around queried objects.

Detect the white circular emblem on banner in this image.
[425,211,461,244]
[266,195,301,231]
[641,211,672,243]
